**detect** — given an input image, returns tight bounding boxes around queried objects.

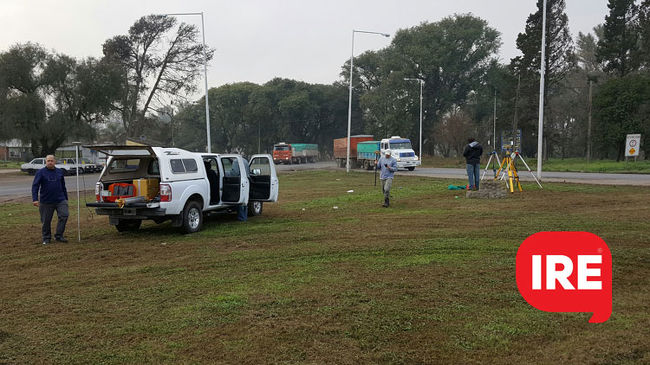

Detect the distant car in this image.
[60,158,83,175]
[21,158,46,175]
[78,158,102,173]
[21,158,78,175]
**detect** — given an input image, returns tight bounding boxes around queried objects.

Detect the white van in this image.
[86,145,278,233]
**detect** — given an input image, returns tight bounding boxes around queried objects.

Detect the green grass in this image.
[0,160,21,169]
[420,155,650,173]
[0,170,649,363]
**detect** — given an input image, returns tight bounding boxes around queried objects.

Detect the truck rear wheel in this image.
[248,201,263,216]
[407,167,415,171]
[115,219,142,232]
[182,200,203,233]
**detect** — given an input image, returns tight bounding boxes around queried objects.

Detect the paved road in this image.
[307,162,650,186]
[402,167,650,186]
[2,162,648,201]
[0,172,101,202]
[0,162,334,201]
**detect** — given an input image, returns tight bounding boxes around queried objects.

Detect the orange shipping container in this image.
[333,135,374,159]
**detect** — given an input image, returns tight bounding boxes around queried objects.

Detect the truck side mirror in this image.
[252,168,261,176]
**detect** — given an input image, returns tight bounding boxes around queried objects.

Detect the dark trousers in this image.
[39,200,68,241]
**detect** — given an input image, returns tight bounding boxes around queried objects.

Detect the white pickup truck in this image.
[86,145,279,233]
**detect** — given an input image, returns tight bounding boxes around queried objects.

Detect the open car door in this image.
[219,155,249,205]
[249,154,279,202]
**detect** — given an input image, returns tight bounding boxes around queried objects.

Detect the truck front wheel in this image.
[115,219,142,232]
[248,201,263,217]
[182,200,203,233]
[407,167,415,171]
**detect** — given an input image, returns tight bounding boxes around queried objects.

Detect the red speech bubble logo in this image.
[516,232,612,323]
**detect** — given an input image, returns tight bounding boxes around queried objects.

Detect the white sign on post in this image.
[625,134,641,157]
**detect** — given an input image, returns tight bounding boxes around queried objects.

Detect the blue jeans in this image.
[237,204,248,221]
[466,163,480,190]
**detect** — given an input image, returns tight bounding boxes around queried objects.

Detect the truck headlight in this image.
[414,156,419,160]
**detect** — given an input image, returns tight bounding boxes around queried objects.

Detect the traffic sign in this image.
[625,134,641,157]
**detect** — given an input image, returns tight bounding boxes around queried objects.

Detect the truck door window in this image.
[222,158,240,177]
[250,157,271,176]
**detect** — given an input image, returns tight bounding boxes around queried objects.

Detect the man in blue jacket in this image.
[32,155,69,244]
[376,150,398,207]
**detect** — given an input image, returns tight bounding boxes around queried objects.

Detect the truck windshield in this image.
[274,146,290,151]
[390,142,412,150]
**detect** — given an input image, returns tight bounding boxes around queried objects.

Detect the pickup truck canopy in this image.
[84,145,156,158]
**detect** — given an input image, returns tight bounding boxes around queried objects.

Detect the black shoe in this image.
[42,240,51,245]
[55,237,68,243]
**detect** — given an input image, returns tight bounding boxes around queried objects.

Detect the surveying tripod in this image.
[494,145,543,193]
[481,150,501,180]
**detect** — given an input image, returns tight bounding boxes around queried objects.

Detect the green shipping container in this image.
[357,141,380,160]
[291,143,318,152]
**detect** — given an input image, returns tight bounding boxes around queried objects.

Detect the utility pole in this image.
[587,77,593,163]
[493,89,497,149]
[536,0,548,179]
[513,74,521,151]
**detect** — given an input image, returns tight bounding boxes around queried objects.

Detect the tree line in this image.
[1,0,649,160]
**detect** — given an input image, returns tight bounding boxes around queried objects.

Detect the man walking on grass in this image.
[377,150,398,207]
[32,155,69,245]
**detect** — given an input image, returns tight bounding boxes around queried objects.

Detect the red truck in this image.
[333,135,374,168]
[273,143,319,164]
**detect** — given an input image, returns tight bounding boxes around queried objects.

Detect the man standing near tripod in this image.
[463,138,483,190]
[376,150,398,207]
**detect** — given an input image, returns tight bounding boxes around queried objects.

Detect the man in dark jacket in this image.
[462,138,483,190]
[32,155,69,244]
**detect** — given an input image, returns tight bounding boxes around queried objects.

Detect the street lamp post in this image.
[403,78,424,158]
[536,0,547,179]
[586,73,598,163]
[162,12,211,153]
[347,29,390,173]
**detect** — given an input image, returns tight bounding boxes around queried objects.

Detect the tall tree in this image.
[0,43,120,156]
[174,80,348,156]
[597,0,640,77]
[512,0,575,88]
[593,73,650,160]
[576,29,602,72]
[341,14,501,154]
[638,0,650,68]
[510,0,575,156]
[102,15,214,138]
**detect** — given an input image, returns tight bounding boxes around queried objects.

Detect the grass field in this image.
[0,160,21,169]
[420,156,650,173]
[1,170,649,363]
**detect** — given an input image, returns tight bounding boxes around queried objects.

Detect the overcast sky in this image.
[1,0,609,91]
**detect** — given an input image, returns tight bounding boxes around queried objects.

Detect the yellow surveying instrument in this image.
[494,145,543,192]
